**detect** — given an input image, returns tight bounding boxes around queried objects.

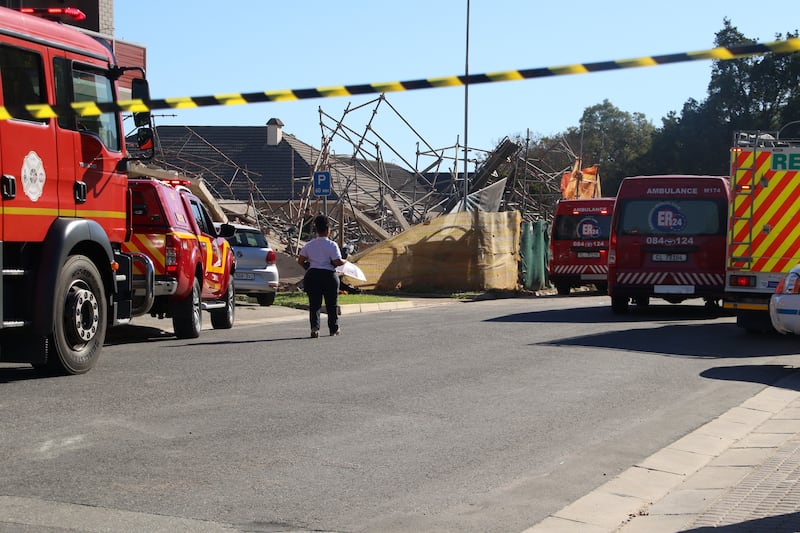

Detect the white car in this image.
[769,266,800,334]
[219,223,280,306]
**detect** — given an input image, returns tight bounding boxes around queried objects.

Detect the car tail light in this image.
[780,273,800,294]
[165,234,179,274]
[266,249,276,266]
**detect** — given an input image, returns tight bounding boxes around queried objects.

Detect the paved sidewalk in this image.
[525,372,800,532]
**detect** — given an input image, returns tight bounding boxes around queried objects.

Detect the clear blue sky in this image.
[114,1,795,169]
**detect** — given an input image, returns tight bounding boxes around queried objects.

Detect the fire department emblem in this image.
[21,151,46,202]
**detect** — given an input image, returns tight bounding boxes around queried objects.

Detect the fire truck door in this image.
[0,43,59,243]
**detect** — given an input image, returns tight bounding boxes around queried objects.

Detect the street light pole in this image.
[463,0,470,212]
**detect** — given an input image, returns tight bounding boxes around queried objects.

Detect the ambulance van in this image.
[549,198,615,295]
[608,175,730,313]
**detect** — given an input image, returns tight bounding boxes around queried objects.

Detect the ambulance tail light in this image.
[266,249,276,267]
[165,234,179,274]
[608,231,617,266]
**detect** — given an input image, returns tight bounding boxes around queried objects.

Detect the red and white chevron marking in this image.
[616,271,724,286]
[551,264,608,275]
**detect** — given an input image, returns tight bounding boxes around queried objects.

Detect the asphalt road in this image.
[2,294,800,532]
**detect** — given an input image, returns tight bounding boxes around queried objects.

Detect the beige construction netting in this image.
[348,211,521,292]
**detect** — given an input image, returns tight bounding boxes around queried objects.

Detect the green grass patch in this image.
[274,291,404,309]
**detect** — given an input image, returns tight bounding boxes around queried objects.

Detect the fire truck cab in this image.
[0,7,153,373]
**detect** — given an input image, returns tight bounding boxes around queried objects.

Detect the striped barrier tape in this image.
[2,37,798,121]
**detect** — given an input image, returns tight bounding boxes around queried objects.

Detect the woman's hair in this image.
[314,215,329,234]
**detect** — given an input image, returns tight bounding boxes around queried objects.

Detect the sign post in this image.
[313,171,331,215]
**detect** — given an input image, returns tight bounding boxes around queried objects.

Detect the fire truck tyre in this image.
[594,282,608,294]
[611,296,629,314]
[633,296,650,307]
[555,284,571,296]
[48,255,107,375]
[172,277,202,339]
[256,293,275,306]
[211,275,235,329]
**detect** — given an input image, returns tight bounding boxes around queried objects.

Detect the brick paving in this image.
[686,434,800,531]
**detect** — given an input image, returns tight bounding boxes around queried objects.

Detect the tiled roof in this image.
[151,125,322,202]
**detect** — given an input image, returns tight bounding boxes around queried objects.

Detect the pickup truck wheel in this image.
[172,277,201,339]
[46,255,107,375]
[211,275,235,329]
[256,293,275,306]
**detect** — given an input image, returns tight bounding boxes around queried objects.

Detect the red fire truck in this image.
[0,7,154,374]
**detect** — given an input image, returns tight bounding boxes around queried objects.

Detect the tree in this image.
[563,100,655,194]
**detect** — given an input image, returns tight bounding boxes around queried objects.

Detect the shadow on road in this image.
[700,365,800,392]
[681,511,800,532]
[488,302,729,324]
[536,321,800,358]
[499,302,800,358]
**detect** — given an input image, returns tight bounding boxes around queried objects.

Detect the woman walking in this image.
[297,215,346,337]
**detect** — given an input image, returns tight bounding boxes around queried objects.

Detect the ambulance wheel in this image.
[594,282,608,294]
[172,277,202,339]
[48,255,107,375]
[611,296,629,314]
[556,284,570,296]
[211,275,235,329]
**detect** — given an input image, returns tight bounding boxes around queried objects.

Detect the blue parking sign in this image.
[313,171,331,197]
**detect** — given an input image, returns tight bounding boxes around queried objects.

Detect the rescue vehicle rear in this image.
[549,198,615,294]
[608,175,730,314]
[123,178,236,339]
[725,129,800,332]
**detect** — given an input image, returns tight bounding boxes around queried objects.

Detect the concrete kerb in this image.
[229,296,456,327]
[524,371,800,533]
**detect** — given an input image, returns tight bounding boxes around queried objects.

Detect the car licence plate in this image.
[234,272,255,280]
[577,251,600,258]
[652,253,687,262]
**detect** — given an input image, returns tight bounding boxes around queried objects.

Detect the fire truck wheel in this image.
[210,275,235,330]
[611,296,629,314]
[555,284,571,296]
[172,277,202,339]
[49,255,107,375]
[633,296,650,308]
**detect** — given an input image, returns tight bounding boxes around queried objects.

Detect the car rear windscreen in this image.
[617,199,726,236]
[231,230,269,248]
[552,214,612,240]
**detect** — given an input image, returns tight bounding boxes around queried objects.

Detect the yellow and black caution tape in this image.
[2,37,798,121]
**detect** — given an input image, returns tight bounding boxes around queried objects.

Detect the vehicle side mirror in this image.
[136,128,153,151]
[218,223,236,238]
[131,78,151,127]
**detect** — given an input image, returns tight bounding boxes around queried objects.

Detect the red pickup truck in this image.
[122,177,237,338]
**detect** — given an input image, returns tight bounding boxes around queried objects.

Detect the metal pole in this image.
[463,0,470,212]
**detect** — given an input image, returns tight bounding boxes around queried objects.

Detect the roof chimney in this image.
[266,118,284,146]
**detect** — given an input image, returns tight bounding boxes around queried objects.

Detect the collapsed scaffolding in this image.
[145,94,590,256]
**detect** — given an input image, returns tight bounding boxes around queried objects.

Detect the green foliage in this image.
[510,19,800,196]
[274,291,403,309]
